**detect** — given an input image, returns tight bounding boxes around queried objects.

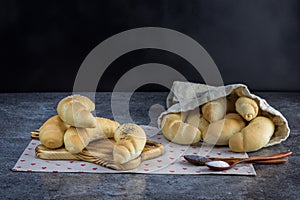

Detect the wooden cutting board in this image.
[31,130,164,171]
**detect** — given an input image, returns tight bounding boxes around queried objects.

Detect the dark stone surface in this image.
[0,92,299,199]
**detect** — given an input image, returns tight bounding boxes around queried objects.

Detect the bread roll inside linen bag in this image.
[157,81,290,148]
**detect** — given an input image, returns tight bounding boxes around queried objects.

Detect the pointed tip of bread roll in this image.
[72,111,97,128]
[84,113,97,127]
[64,138,83,154]
[64,127,87,154]
[247,114,254,120]
[65,146,80,154]
[235,97,258,121]
[42,139,63,149]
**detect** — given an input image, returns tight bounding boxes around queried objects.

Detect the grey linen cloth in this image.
[157,81,290,147]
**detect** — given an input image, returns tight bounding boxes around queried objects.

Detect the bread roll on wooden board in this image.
[35,137,164,171]
[39,115,70,149]
[57,95,97,128]
[229,116,275,152]
[202,113,246,145]
[235,96,259,121]
[113,123,147,164]
[161,113,201,145]
[64,118,120,154]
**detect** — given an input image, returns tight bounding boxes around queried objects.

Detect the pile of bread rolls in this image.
[38,95,146,164]
[161,95,275,152]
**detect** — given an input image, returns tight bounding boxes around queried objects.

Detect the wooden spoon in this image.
[183,155,288,166]
[205,151,292,171]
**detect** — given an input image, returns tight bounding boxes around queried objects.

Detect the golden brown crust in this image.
[113,124,147,164]
[64,117,120,154]
[235,97,259,121]
[229,116,275,152]
[161,113,201,145]
[39,115,70,149]
[201,98,227,123]
[57,95,97,128]
[202,113,246,145]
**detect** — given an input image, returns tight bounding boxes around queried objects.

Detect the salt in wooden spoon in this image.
[183,154,288,166]
[205,151,292,171]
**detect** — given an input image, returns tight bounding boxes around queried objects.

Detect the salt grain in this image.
[207,161,230,168]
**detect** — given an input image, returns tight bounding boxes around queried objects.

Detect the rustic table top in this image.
[1,92,299,199]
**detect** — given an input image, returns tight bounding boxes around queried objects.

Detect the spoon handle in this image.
[244,151,292,162]
[251,159,287,164]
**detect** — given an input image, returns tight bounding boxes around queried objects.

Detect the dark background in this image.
[1,0,300,92]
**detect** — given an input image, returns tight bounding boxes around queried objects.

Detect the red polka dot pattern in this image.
[12,125,256,175]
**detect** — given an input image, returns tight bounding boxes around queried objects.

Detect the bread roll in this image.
[201,98,226,123]
[113,123,147,164]
[202,113,246,145]
[235,97,259,121]
[39,115,70,149]
[57,95,97,128]
[229,116,275,152]
[185,107,201,127]
[185,108,209,134]
[197,117,210,133]
[64,118,120,154]
[161,113,201,145]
